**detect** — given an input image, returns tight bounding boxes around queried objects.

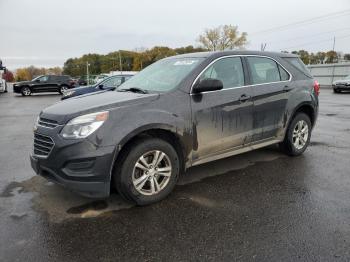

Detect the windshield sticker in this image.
[174,60,198,66]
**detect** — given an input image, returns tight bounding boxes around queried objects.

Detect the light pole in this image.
[119,51,122,72]
[86,62,90,85]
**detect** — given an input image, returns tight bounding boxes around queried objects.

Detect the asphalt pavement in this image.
[0,85,349,261]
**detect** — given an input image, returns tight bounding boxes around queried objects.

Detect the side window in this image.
[200,57,244,89]
[103,77,123,88]
[278,65,290,81]
[38,76,48,82]
[247,57,281,84]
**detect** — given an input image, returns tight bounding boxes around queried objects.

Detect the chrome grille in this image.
[38,117,59,128]
[34,133,54,157]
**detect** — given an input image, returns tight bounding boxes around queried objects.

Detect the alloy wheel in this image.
[132,150,172,196]
[292,120,309,150]
[60,86,68,93]
[22,87,31,96]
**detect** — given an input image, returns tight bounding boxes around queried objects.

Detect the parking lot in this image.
[0,85,350,261]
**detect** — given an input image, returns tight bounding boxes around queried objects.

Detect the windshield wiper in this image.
[118,87,148,94]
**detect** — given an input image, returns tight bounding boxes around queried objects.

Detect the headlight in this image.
[63,90,75,97]
[61,111,109,139]
[33,116,40,131]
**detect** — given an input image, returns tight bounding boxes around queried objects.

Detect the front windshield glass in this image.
[117,57,204,92]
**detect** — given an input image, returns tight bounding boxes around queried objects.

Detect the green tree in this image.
[197,25,247,51]
[325,51,338,64]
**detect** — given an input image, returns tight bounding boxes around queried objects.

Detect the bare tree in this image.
[198,25,248,51]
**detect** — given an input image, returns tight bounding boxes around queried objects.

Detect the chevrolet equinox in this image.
[30,51,319,205]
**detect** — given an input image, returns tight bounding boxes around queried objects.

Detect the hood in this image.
[41,91,159,124]
[14,80,32,85]
[333,79,350,85]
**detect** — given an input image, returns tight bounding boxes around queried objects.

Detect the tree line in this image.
[62,46,207,77]
[285,50,350,65]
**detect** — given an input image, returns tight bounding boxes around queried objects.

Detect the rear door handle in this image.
[239,94,251,102]
[283,85,293,92]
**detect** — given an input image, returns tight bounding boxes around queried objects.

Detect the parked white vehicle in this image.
[94,74,110,84]
[0,59,7,93]
[0,78,7,93]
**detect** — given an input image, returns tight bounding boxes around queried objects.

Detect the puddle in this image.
[67,200,108,214]
[310,141,329,147]
[0,147,286,223]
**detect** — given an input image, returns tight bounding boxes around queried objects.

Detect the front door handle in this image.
[239,94,251,102]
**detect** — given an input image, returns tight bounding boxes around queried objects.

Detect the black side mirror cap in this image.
[98,84,104,90]
[192,78,223,94]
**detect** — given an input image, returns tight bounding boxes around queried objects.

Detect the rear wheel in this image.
[21,86,31,96]
[59,85,68,94]
[114,138,180,205]
[280,113,312,156]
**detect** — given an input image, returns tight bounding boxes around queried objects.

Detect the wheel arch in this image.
[292,102,316,127]
[109,124,189,187]
[283,102,316,141]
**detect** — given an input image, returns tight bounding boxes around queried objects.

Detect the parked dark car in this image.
[13,75,75,96]
[30,51,319,205]
[61,74,135,100]
[77,75,97,86]
[332,75,350,93]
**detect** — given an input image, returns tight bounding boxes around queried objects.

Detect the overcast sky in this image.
[0,0,350,69]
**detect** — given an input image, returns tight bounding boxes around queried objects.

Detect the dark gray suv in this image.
[30,51,319,205]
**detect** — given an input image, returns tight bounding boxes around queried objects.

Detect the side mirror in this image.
[35,79,40,82]
[98,84,104,90]
[192,78,223,94]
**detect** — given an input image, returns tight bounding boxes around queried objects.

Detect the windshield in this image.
[117,57,204,92]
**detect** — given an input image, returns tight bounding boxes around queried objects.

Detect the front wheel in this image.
[21,86,31,96]
[333,89,340,93]
[280,113,312,156]
[114,138,180,206]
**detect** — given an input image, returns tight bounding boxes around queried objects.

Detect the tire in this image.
[21,86,31,96]
[280,113,312,156]
[333,89,340,93]
[114,138,180,206]
[59,85,68,94]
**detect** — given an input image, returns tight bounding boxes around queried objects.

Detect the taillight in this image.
[314,80,320,96]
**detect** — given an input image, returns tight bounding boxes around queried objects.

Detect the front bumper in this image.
[333,84,350,91]
[30,129,116,198]
[13,85,22,93]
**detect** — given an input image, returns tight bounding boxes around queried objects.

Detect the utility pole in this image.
[86,62,90,85]
[119,51,123,72]
[331,36,336,84]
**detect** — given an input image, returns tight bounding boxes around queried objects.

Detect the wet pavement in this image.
[0,86,349,261]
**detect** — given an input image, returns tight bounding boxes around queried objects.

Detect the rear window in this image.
[283,57,312,78]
